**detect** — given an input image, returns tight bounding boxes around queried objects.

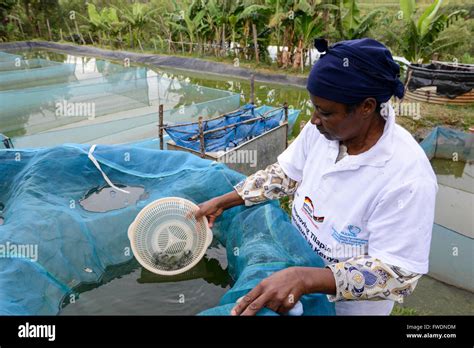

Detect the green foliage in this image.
[279,196,292,216]
[388,0,469,62]
[0,0,18,41]
[119,2,157,29]
[391,305,417,316]
[86,3,120,32]
[335,0,385,40]
[0,0,472,68]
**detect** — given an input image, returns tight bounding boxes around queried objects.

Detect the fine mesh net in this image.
[0,144,334,315]
[0,58,62,72]
[0,54,240,147]
[420,126,474,163]
[0,51,22,61]
[0,58,76,91]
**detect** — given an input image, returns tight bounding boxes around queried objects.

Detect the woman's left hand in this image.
[231,267,307,316]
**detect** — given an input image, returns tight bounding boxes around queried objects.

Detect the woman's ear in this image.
[362,98,377,118]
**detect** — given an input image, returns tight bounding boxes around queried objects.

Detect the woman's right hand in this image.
[194,191,245,228]
[194,197,224,228]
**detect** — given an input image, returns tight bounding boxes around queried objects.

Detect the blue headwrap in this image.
[307,38,405,104]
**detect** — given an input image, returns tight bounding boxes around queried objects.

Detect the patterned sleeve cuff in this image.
[326,255,421,303]
[233,162,298,207]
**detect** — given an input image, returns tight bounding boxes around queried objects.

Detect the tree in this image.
[238,1,273,63]
[118,2,158,51]
[166,0,206,54]
[268,0,335,69]
[0,0,18,41]
[83,3,123,47]
[335,0,384,40]
[389,0,468,62]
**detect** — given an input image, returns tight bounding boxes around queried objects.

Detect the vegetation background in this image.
[1,0,472,71]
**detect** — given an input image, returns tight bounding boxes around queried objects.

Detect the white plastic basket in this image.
[128,197,213,276]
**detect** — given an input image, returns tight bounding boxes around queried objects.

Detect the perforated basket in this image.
[128,197,213,276]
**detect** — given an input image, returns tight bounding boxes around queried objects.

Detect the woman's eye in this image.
[314,106,331,117]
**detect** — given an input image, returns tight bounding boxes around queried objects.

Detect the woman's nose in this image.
[311,111,322,126]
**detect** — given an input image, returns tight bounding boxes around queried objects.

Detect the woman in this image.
[195,38,437,316]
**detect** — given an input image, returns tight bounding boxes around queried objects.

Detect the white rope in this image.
[88,144,130,194]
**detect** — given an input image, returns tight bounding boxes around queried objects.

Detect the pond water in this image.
[416,157,473,315]
[79,185,148,213]
[396,275,474,315]
[7,49,313,139]
[60,243,230,315]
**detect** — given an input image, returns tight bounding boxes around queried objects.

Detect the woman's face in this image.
[309,94,375,142]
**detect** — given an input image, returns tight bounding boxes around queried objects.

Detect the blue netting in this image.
[165,104,301,152]
[0,144,334,315]
[420,126,474,162]
[199,201,335,316]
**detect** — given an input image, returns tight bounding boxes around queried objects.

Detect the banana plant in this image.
[390,0,468,62]
[267,0,295,65]
[238,1,272,62]
[166,0,206,54]
[267,0,336,68]
[335,0,384,40]
[82,3,123,46]
[202,0,225,55]
[118,2,158,51]
[295,11,325,68]
[0,0,18,41]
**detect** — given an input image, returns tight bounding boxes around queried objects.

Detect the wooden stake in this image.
[46,19,52,41]
[64,20,75,43]
[250,74,255,104]
[17,19,25,39]
[75,20,86,45]
[283,102,288,122]
[37,21,42,38]
[180,32,185,54]
[198,116,205,158]
[88,32,95,45]
[301,47,304,73]
[221,23,226,56]
[252,23,259,64]
[137,36,144,52]
[283,102,289,148]
[159,104,164,150]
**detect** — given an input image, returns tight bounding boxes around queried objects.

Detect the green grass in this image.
[396,102,474,136]
[391,304,418,316]
[279,196,292,216]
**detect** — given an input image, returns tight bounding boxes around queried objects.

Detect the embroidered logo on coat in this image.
[302,196,325,223]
